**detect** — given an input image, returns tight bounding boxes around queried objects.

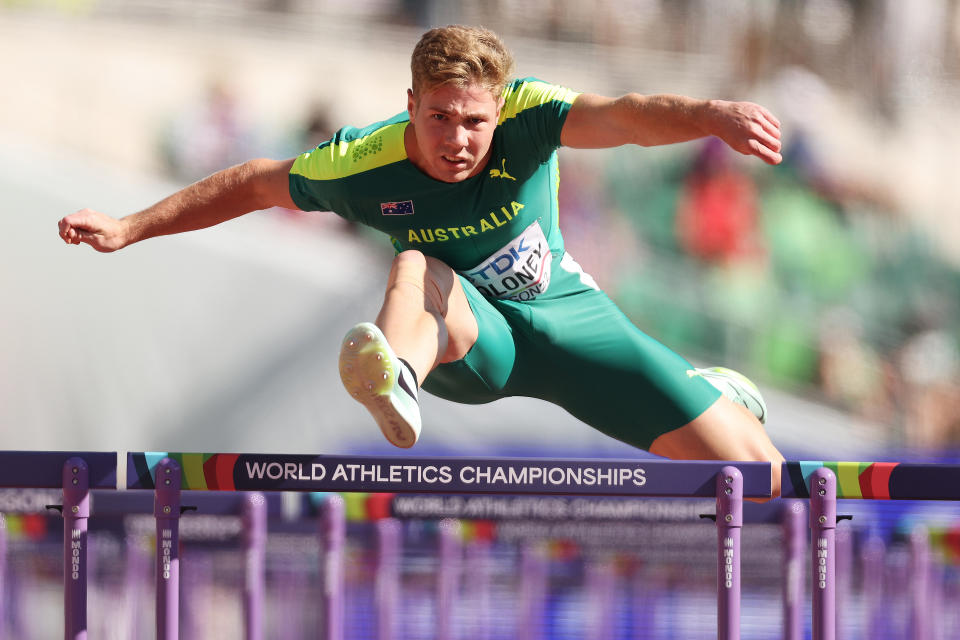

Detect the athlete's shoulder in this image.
[290,112,409,181]
[499,77,581,124]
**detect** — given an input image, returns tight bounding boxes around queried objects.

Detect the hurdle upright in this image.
[127,452,771,640]
[0,451,118,640]
[783,460,960,640]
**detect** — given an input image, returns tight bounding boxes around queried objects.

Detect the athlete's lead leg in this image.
[339,250,478,447]
[375,250,478,382]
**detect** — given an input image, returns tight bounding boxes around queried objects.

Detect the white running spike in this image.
[339,322,422,448]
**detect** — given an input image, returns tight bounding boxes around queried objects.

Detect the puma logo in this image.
[489,158,515,181]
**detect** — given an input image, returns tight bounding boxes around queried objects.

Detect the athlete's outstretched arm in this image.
[58,158,297,252]
[560,93,782,165]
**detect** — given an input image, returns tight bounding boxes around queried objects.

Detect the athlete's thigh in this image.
[425,256,479,363]
[389,251,479,363]
[422,274,520,404]
[519,289,721,450]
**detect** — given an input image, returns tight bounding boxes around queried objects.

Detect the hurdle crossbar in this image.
[782,460,960,500]
[126,452,773,497]
[0,451,118,489]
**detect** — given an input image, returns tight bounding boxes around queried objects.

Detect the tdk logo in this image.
[463,221,552,302]
[469,238,531,280]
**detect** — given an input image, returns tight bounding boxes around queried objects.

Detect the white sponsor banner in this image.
[461,221,551,301]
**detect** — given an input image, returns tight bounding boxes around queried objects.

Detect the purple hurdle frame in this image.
[716,466,743,640]
[518,542,547,640]
[128,453,769,640]
[809,467,836,640]
[436,519,462,640]
[860,536,885,638]
[243,493,267,640]
[62,458,89,640]
[320,494,345,640]
[18,452,960,637]
[374,518,401,640]
[154,457,182,640]
[781,500,806,640]
[0,510,5,640]
[909,525,932,640]
[782,460,960,640]
[463,535,492,640]
[88,482,266,640]
[0,452,117,640]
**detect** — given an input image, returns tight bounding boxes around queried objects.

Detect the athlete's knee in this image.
[737,435,784,500]
[387,250,454,316]
[387,250,431,302]
[389,249,428,279]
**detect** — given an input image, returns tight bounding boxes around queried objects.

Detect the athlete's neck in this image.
[403,123,425,172]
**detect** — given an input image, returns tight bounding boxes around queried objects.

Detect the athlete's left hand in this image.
[706,100,782,165]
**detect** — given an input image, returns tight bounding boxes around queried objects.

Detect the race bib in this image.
[461,221,552,301]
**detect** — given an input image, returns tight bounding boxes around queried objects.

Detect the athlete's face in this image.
[406,82,503,183]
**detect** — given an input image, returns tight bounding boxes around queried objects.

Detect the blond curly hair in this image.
[410,25,515,99]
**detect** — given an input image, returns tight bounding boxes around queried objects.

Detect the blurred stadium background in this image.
[3,0,959,460]
[3,1,960,639]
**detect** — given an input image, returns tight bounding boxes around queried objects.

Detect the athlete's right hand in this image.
[58,209,127,252]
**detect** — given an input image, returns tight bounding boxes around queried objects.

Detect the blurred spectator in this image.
[750,308,820,389]
[391,0,449,29]
[760,175,870,303]
[817,307,895,422]
[898,329,960,449]
[269,103,359,234]
[299,103,335,151]
[771,66,900,214]
[675,138,763,265]
[878,0,952,122]
[159,79,254,182]
[558,157,639,293]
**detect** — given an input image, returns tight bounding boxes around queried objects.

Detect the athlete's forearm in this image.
[119,158,295,247]
[563,93,710,149]
[624,94,783,164]
[563,92,782,164]
[614,93,713,146]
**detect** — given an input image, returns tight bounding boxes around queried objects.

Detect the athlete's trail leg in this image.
[649,399,785,499]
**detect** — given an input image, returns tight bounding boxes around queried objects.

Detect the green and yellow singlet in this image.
[289,77,579,302]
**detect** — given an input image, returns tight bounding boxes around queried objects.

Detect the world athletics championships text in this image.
[243,461,647,488]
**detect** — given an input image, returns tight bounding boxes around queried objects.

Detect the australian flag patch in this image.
[380,200,415,216]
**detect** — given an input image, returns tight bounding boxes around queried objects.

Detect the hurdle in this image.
[385,490,779,640]
[7,452,960,638]
[782,461,960,640]
[126,452,771,640]
[83,485,270,639]
[0,451,118,640]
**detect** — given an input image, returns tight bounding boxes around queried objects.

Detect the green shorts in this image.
[422,255,722,450]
